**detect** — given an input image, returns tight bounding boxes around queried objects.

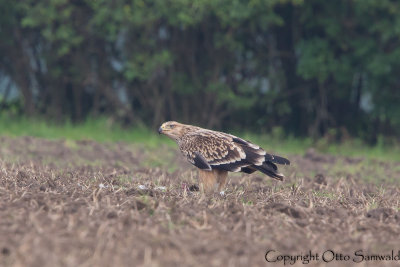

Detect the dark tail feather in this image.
[265,154,290,165]
[252,163,284,181]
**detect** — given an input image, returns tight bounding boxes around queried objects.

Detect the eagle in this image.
[158,121,290,193]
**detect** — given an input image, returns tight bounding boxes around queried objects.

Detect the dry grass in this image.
[0,136,400,266]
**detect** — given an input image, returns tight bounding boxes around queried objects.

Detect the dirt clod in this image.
[189,184,199,191]
[107,211,118,219]
[267,203,307,219]
[314,174,327,185]
[1,247,10,256]
[366,208,395,221]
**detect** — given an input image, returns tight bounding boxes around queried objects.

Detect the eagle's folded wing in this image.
[180,130,290,177]
[179,131,250,172]
[229,135,290,165]
[159,121,289,181]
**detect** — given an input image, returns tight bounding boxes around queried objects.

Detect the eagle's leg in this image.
[215,170,228,192]
[198,169,217,193]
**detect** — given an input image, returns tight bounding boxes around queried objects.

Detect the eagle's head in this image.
[158,121,196,141]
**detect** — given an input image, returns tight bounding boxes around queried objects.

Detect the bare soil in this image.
[1,136,400,266]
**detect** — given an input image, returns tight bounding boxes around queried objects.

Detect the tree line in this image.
[1,0,399,143]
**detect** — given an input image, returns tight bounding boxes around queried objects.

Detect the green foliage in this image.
[0,0,399,142]
[297,38,337,83]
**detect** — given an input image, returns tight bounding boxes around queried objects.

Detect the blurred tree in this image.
[0,0,399,142]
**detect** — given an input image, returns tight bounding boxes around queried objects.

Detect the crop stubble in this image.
[0,136,400,266]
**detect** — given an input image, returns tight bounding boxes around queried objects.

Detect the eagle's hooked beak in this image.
[158,126,163,134]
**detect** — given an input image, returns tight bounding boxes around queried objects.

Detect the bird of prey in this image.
[158,121,290,193]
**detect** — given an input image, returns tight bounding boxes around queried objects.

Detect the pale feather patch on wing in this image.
[208,145,246,166]
[180,131,248,169]
[240,145,265,166]
[230,134,290,166]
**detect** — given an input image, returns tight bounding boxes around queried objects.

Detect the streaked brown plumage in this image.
[158,121,290,192]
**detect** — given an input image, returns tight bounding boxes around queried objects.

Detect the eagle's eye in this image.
[169,124,176,129]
